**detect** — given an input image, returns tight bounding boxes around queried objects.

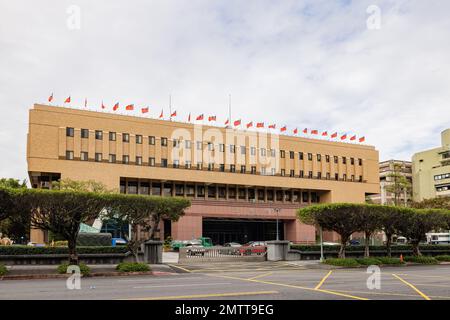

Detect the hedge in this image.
[0,246,128,255]
[0,264,7,276]
[323,258,360,267]
[116,262,150,272]
[403,256,439,264]
[290,244,450,252]
[57,263,91,276]
[355,258,382,265]
[377,257,404,265]
[435,255,450,262]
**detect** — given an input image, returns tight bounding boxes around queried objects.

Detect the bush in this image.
[403,256,438,264]
[0,245,128,255]
[323,258,360,267]
[434,255,450,262]
[116,262,150,273]
[57,263,91,276]
[377,257,405,265]
[290,244,450,253]
[0,264,7,276]
[52,241,68,247]
[355,258,382,265]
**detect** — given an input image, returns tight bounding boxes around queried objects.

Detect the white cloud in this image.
[0,0,449,180]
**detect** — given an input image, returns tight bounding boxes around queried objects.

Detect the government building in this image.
[27,104,380,244]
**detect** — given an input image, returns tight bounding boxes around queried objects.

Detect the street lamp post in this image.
[319,225,324,262]
[274,208,280,241]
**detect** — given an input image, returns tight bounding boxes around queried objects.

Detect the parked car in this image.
[112,238,127,247]
[223,242,241,247]
[220,242,242,255]
[349,239,360,246]
[185,243,206,256]
[238,241,266,255]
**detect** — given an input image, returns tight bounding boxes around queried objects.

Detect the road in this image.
[1,262,450,300]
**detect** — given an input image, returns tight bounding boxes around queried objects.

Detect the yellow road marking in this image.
[120,291,278,300]
[392,274,431,300]
[208,274,368,300]
[396,273,450,280]
[248,272,273,280]
[326,289,450,300]
[315,270,333,290]
[168,264,192,273]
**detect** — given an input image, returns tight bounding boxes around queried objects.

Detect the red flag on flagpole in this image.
[64,96,71,103]
[225,119,229,126]
[293,128,298,135]
[303,128,308,134]
[159,110,164,119]
[188,113,191,122]
[268,124,276,129]
[350,135,356,141]
[171,110,177,117]
[196,114,204,121]
[48,93,53,102]
[322,131,328,136]
[331,132,337,138]
[256,122,264,128]
[208,115,216,122]
[101,101,106,109]
[234,119,241,126]
[341,134,347,140]
[84,98,87,107]
[141,107,149,114]
[359,136,365,143]
[113,102,119,111]
[311,129,318,135]
[246,121,253,129]
[125,104,134,111]
[280,126,287,132]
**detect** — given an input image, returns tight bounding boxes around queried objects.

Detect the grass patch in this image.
[0,264,7,276]
[323,258,360,267]
[355,257,382,265]
[116,262,150,273]
[403,256,438,264]
[435,255,450,262]
[377,257,405,265]
[57,263,91,276]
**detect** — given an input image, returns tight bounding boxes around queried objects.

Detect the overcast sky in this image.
[1,0,449,181]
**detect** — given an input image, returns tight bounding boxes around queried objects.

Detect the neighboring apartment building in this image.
[369,160,412,205]
[412,129,450,201]
[27,104,380,244]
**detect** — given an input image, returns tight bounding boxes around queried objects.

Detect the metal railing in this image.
[178,246,267,263]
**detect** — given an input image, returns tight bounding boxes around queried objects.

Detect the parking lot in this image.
[1,262,450,300]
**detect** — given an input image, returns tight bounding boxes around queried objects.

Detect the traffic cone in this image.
[400,254,403,263]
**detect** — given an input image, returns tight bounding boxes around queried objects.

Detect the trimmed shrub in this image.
[435,255,450,262]
[355,257,382,265]
[0,245,128,255]
[377,257,404,265]
[116,262,150,273]
[57,263,91,276]
[323,258,360,267]
[290,244,450,253]
[53,241,68,247]
[403,256,438,264]
[0,264,7,276]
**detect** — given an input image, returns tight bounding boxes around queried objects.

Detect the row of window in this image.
[66,151,363,181]
[434,173,450,181]
[436,184,450,192]
[66,127,363,165]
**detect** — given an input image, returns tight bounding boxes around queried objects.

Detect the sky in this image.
[0,0,449,181]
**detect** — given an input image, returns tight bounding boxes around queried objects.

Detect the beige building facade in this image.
[27,104,380,244]
[412,129,450,201]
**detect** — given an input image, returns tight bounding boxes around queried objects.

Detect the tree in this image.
[379,206,414,257]
[0,178,27,189]
[22,189,108,264]
[385,163,411,206]
[298,204,365,258]
[51,178,112,193]
[105,194,190,262]
[356,205,383,257]
[411,196,450,210]
[0,181,29,242]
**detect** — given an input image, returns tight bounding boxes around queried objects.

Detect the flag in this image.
[268,124,276,129]
[188,113,191,122]
[196,114,204,121]
[64,96,71,103]
[125,104,134,111]
[234,119,241,126]
[311,129,318,135]
[341,134,347,140]
[280,126,287,132]
[208,115,216,122]
[359,136,365,143]
[84,98,87,107]
[246,121,253,129]
[171,110,177,117]
[159,110,164,119]
[225,119,229,126]
[350,135,356,141]
[141,107,149,114]
[113,102,119,111]
[256,122,264,128]
[293,128,298,135]
[322,131,328,136]
[101,101,106,109]
[48,93,53,102]
[303,128,308,134]
[331,132,337,138]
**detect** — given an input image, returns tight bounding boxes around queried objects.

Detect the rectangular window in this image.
[350,157,354,165]
[308,171,313,178]
[334,156,338,164]
[173,159,179,168]
[290,151,294,159]
[123,133,130,143]
[66,127,74,137]
[261,148,266,157]
[335,173,339,180]
[250,147,256,156]
[122,155,129,164]
[185,140,191,149]
[271,168,276,176]
[80,151,88,161]
[280,150,285,158]
[81,129,89,139]
[109,132,116,141]
[317,154,321,162]
[299,152,304,160]
[270,149,276,157]
[161,137,168,146]
[208,163,214,171]
[261,167,266,175]
[219,164,225,172]
[136,156,142,165]
[219,144,225,152]
[95,153,102,162]
[240,146,246,155]
[230,164,236,173]
[95,130,103,140]
[66,150,74,160]
[300,170,304,178]
[290,169,295,177]
[343,157,347,164]
[149,136,155,145]
[208,142,214,151]
[326,172,330,180]
[281,169,286,176]
[343,174,347,181]
[109,154,116,163]
[358,158,363,166]
[197,141,202,150]
[351,174,355,181]
[161,158,168,167]
[136,135,143,144]
[240,165,246,174]
[317,172,322,179]
[251,166,257,174]
[185,161,192,169]
[308,153,313,161]
[149,157,155,167]
[197,162,202,170]
[359,175,363,182]
[173,139,180,148]
[326,155,330,162]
